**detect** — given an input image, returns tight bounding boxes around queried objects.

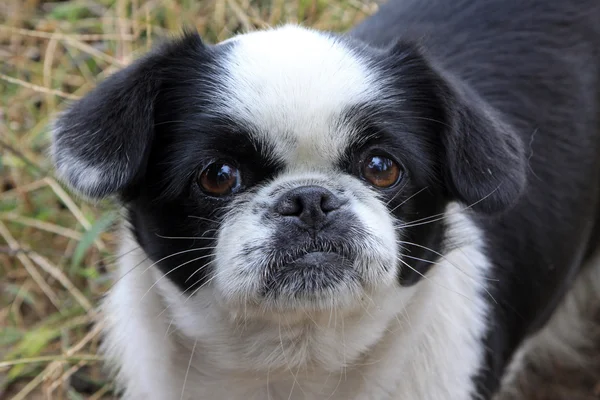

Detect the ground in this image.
[0,0,598,399]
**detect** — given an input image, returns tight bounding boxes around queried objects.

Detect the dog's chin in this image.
[261,251,360,305]
[216,249,394,316]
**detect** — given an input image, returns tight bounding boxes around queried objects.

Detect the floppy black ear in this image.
[51,32,204,199]
[440,77,527,214]
[387,42,527,214]
[51,55,160,199]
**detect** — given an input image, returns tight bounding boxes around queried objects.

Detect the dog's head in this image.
[51,26,526,314]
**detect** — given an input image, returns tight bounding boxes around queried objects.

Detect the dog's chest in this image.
[174,336,406,400]
[174,295,485,400]
[177,368,376,400]
[168,300,410,400]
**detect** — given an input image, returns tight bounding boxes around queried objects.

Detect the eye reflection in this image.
[198,162,241,196]
[361,155,402,188]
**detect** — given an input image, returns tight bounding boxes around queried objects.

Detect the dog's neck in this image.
[101,205,491,400]
[157,269,414,372]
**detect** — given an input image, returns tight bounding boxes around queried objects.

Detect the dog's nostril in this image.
[321,192,343,212]
[274,185,343,228]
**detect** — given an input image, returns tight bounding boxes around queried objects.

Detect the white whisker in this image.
[396,256,475,302]
[180,338,197,400]
[187,215,222,224]
[155,233,218,240]
[139,253,214,302]
[401,253,497,304]
[389,186,428,213]
[395,185,502,230]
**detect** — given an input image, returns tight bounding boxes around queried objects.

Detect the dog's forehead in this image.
[215,25,380,167]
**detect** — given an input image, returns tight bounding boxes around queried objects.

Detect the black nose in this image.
[274,185,343,229]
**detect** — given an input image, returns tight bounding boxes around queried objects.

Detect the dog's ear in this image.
[388,43,527,214]
[440,77,527,214]
[51,32,204,199]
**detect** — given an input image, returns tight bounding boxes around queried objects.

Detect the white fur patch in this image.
[101,203,491,400]
[50,121,126,199]
[215,25,380,167]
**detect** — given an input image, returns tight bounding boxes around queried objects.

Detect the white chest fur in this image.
[100,205,491,400]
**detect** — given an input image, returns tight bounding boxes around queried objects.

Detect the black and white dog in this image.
[51,0,600,398]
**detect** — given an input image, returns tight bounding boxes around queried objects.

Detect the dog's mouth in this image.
[289,251,345,266]
[282,251,352,277]
[260,243,360,300]
[269,236,357,264]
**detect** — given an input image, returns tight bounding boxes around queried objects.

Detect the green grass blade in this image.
[69,211,117,276]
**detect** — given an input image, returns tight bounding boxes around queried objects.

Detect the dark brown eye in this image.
[198,162,241,196]
[361,155,402,188]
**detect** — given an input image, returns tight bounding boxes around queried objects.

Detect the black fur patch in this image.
[352,0,600,396]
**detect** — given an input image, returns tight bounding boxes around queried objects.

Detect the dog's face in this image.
[52,26,526,315]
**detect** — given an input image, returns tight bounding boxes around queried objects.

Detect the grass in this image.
[0,0,378,398]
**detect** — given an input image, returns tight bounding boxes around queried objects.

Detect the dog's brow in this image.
[214,117,284,168]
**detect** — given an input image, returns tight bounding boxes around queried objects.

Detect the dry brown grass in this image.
[0,1,378,398]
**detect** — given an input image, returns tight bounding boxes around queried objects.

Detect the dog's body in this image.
[51,0,600,399]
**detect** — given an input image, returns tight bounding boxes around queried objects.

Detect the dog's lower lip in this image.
[289,251,347,268]
[294,251,339,261]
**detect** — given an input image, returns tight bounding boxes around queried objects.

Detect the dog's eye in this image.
[198,162,241,196]
[361,155,402,188]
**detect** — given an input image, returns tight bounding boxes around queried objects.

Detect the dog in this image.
[50,0,600,398]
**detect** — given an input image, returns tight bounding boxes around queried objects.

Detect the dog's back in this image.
[353,0,600,395]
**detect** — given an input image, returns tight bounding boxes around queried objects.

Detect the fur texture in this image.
[494,251,600,400]
[50,0,600,399]
[101,205,490,399]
